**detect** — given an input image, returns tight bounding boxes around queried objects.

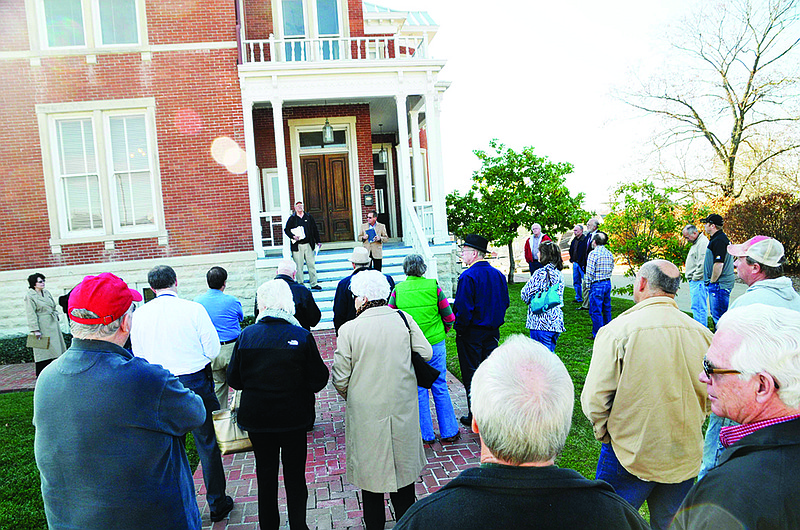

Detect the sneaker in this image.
[311,285,322,290]
[423,438,436,444]
[210,496,234,522]
[459,415,472,427]
[440,432,461,443]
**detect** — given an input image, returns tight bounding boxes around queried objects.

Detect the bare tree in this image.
[630,0,800,198]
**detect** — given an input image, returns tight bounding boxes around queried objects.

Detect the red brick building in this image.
[0,0,453,335]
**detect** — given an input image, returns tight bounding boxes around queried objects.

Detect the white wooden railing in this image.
[412,201,435,239]
[404,203,438,280]
[241,34,428,64]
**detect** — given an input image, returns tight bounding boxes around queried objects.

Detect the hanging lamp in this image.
[322,117,334,144]
[378,123,388,163]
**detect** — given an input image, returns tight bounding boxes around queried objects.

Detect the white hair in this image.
[471,335,574,464]
[720,304,800,408]
[70,306,132,339]
[276,259,296,276]
[349,270,390,302]
[256,279,295,314]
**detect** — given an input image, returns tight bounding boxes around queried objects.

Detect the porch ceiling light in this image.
[322,118,335,144]
[378,123,388,163]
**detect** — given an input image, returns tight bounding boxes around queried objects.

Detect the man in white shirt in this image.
[131,265,234,523]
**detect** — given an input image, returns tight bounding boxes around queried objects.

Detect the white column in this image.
[426,89,449,244]
[242,97,264,257]
[271,98,292,259]
[409,107,423,203]
[395,93,412,231]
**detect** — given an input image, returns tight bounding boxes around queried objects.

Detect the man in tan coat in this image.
[682,224,709,326]
[581,260,712,530]
[358,212,388,271]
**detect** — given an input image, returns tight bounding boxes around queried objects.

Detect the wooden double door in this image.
[301,154,353,242]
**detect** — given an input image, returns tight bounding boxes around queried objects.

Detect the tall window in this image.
[39,0,140,48]
[45,105,159,239]
[280,0,341,61]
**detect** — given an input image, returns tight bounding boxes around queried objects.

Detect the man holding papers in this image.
[284,201,322,290]
[359,211,388,271]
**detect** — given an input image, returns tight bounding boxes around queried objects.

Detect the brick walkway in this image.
[199,329,481,529]
[0,330,480,529]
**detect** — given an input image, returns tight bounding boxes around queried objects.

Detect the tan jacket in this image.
[358,222,388,259]
[684,233,709,282]
[581,297,712,483]
[332,305,432,492]
[24,288,67,363]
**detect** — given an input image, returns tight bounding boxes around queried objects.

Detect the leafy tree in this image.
[602,181,696,293]
[446,140,586,282]
[725,192,800,268]
[629,0,800,198]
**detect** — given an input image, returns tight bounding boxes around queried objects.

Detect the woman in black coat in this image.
[228,279,329,530]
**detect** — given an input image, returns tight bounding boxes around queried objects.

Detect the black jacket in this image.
[277,274,321,330]
[672,418,800,530]
[227,316,329,432]
[284,212,321,252]
[569,233,588,270]
[395,464,649,530]
[332,267,395,333]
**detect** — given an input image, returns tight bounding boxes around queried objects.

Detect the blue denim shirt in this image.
[454,261,510,331]
[34,338,205,529]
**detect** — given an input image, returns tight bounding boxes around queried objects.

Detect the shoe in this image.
[459,415,472,427]
[440,432,461,443]
[423,438,436,444]
[311,285,322,290]
[210,496,234,522]
[577,306,588,311]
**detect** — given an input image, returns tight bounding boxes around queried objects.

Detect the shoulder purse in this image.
[212,390,253,455]
[396,311,440,389]
[528,270,562,315]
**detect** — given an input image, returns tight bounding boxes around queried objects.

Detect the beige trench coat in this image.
[24,288,67,363]
[332,305,432,492]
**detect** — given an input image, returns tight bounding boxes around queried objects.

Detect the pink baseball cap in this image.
[68,273,143,325]
[727,236,785,268]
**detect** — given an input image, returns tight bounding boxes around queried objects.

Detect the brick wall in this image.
[0,0,250,271]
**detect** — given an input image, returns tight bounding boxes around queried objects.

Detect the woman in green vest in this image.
[388,254,460,444]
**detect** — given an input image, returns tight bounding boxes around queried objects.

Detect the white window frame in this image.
[273,0,349,60]
[33,0,146,50]
[36,98,167,250]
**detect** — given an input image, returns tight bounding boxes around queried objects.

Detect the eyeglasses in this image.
[703,358,741,378]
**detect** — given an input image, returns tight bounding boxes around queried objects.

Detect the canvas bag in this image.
[212,390,253,455]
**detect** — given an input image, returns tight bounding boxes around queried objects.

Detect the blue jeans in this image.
[698,412,737,481]
[572,264,584,302]
[707,282,731,326]
[529,329,560,353]
[596,443,694,530]
[177,369,228,512]
[589,279,612,337]
[418,340,459,440]
[689,280,709,327]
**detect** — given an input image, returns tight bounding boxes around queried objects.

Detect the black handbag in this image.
[396,310,440,389]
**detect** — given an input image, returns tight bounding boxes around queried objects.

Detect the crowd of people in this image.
[26,211,800,529]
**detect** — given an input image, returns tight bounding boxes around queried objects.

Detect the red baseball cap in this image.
[68,273,143,325]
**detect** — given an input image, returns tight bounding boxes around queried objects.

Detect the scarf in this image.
[257,308,302,328]
[356,298,387,317]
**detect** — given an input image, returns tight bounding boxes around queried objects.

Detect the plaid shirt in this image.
[586,245,614,283]
[720,413,800,448]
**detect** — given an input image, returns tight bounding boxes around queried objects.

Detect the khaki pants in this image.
[212,342,235,409]
[293,243,318,287]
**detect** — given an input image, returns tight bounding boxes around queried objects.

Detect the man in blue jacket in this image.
[34,273,206,529]
[453,234,509,427]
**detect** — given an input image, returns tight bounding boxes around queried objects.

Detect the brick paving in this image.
[199,329,481,529]
[0,330,480,529]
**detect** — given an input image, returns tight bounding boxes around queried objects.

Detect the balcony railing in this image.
[241,34,428,64]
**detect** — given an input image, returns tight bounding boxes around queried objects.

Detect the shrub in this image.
[725,192,800,269]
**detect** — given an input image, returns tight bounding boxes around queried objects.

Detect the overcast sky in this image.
[378,0,701,211]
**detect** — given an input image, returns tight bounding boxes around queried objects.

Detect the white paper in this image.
[291,226,306,240]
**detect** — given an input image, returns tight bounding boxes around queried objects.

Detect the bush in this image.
[725,192,800,269]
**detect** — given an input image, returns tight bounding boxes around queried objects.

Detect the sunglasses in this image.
[702,358,741,378]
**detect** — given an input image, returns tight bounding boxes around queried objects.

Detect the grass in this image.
[0,391,200,530]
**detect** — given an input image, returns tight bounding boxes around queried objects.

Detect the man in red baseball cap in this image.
[33,273,206,529]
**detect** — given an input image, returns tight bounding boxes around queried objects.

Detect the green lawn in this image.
[1,286,638,527]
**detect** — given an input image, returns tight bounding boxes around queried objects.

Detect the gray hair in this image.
[721,305,800,408]
[70,306,131,339]
[682,224,698,235]
[403,254,427,277]
[350,270,390,302]
[256,279,295,314]
[573,224,584,233]
[276,259,297,276]
[639,260,680,295]
[471,335,574,464]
